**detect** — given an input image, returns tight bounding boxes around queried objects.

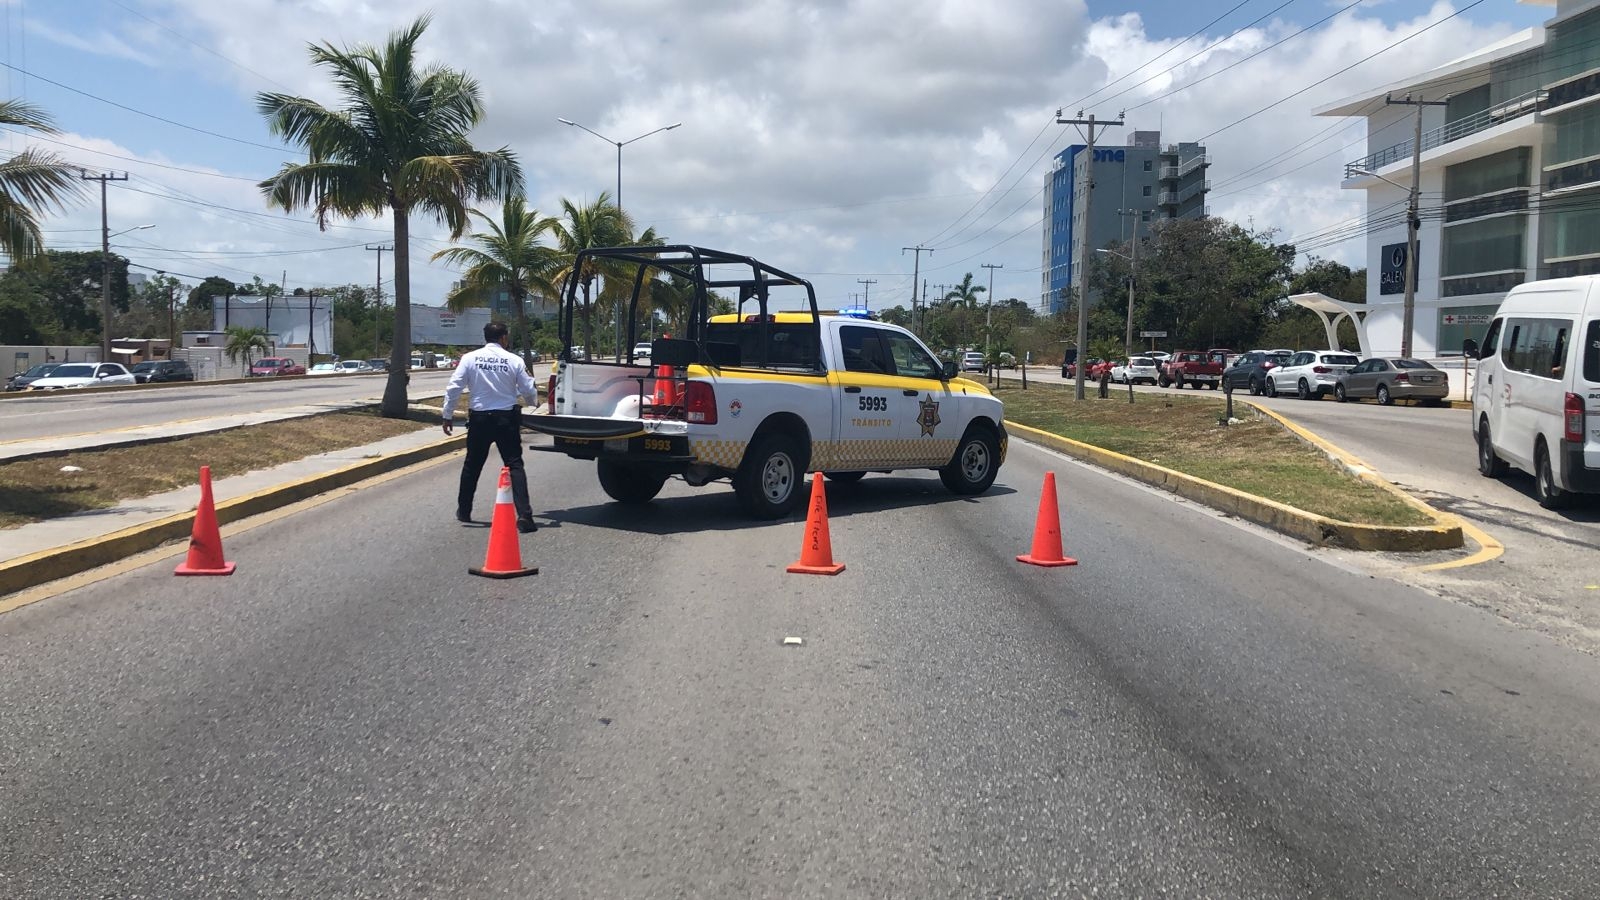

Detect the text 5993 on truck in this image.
[525,246,1007,518]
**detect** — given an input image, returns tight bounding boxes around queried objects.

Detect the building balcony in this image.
[1158,155,1210,180]
[1158,181,1210,206]
[1343,87,1542,179]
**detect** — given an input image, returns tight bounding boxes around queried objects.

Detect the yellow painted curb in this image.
[1008,417,1463,552]
[0,434,463,598]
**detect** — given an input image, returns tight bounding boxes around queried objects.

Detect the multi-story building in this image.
[1314,0,1600,357]
[1041,130,1210,313]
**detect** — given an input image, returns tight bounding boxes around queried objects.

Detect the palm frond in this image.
[0,99,60,134]
[0,148,86,212]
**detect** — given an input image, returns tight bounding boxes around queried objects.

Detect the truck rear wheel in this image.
[597,460,668,504]
[735,432,806,519]
[940,426,1000,495]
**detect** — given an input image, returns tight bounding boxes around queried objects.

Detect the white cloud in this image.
[29,0,1532,309]
[26,19,161,67]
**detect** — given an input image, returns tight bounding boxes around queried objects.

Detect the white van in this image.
[1470,275,1600,509]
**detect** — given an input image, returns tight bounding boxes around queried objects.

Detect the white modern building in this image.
[1314,0,1600,358]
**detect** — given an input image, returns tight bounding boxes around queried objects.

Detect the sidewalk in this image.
[1,425,459,569]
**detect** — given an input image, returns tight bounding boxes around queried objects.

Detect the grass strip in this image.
[995,383,1432,527]
[0,407,435,529]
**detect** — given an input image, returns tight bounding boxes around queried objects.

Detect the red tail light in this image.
[1312,366,1329,374]
[1394,372,1410,383]
[685,381,717,424]
[1565,392,1584,443]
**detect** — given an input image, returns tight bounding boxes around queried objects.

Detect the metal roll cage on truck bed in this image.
[526,244,1007,518]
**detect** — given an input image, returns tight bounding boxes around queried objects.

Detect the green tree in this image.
[2,250,130,341]
[188,276,235,312]
[432,196,559,367]
[256,15,522,417]
[223,325,270,374]
[547,193,630,355]
[0,100,85,262]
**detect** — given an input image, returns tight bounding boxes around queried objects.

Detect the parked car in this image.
[1266,350,1360,399]
[367,358,389,372]
[27,362,137,390]
[141,359,195,383]
[961,351,987,372]
[1160,348,1231,389]
[1112,356,1160,385]
[997,351,1017,370]
[1335,357,1449,406]
[410,356,425,370]
[309,362,340,375]
[250,356,306,377]
[632,342,653,359]
[337,359,374,374]
[130,361,158,384]
[1061,357,1104,378]
[1221,349,1294,395]
[5,362,61,391]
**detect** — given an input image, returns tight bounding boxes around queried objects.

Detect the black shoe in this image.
[516,518,538,534]
[457,510,472,523]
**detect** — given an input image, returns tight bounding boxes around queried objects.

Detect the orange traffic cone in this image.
[1017,471,1078,568]
[651,363,678,410]
[469,467,539,579]
[787,473,845,575]
[175,465,235,576]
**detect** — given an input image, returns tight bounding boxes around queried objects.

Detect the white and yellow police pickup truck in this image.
[525,246,1007,518]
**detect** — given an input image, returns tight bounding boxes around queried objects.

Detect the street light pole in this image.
[557,117,682,357]
[981,263,1002,361]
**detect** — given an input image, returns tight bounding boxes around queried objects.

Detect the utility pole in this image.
[367,244,392,358]
[902,245,931,336]
[82,170,129,362]
[1387,93,1445,359]
[1057,110,1123,399]
[856,278,877,311]
[981,263,1003,361]
[1117,208,1140,359]
[920,278,929,335]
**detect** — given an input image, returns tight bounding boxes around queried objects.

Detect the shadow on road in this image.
[541,474,1019,535]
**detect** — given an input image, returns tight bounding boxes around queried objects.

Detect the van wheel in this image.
[1376,384,1393,406]
[1265,378,1278,398]
[735,432,806,519]
[597,460,668,504]
[1334,384,1348,403]
[940,426,1000,495]
[1476,419,1506,478]
[1536,441,1573,510]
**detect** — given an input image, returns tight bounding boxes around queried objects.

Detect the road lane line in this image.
[1409,517,1505,572]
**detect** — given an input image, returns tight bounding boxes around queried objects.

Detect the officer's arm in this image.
[441,362,469,431]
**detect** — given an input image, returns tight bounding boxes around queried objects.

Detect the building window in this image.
[1547,98,1600,170]
[1142,186,1152,197]
[1544,200,1600,261]
[1442,215,1525,276]
[1444,147,1529,201]
[1141,210,1151,222]
[1143,160,1152,171]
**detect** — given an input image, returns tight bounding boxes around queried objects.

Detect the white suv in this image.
[1267,350,1360,399]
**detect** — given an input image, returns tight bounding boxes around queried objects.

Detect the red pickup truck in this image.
[1159,348,1232,390]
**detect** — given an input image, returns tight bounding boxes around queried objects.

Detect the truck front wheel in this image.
[735,432,806,519]
[940,427,1000,495]
[597,460,668,504]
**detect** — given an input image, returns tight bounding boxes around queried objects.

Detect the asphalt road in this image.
[3,438,1598,897]
[0,370,456,443]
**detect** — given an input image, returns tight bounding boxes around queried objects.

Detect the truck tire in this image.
[597,460,668,504]
[735,432,806,519]
[940,426,1000,495]
[1173,374,1185,390]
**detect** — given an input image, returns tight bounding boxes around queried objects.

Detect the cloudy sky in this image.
[8,0,1551,311]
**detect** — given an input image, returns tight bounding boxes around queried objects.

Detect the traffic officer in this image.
[442,321,539,532]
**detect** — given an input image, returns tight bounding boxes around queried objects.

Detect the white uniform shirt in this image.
[441,342,539,419]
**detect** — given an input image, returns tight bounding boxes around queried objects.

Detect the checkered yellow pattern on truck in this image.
[690,437,959,471]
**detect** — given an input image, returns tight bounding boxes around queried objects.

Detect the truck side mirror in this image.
[1462,338,1479,360]
[942,360,958,380]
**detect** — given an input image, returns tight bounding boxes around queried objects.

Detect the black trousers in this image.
[458,407,533,521]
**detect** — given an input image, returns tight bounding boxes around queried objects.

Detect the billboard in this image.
[411,304,493,346]
[212,295,333,354]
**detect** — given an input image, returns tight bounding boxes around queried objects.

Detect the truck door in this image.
[878,329,965,466]
[833,324,914,468]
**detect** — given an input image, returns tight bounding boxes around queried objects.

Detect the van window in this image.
[1502,317,1573,379]
[1481,318,1502,358]
[1584,320,1600,383]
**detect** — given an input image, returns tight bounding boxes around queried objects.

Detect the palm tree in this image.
[223,326,270,374]
[943,272,986,351]
[0,100,85,262]
[256,16,522,418]
[547,193,630,355]
[432,197,558,369]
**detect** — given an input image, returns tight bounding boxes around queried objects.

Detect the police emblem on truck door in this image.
[918,396,942,436]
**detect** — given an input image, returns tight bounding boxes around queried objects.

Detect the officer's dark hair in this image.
[484,321,509,343]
